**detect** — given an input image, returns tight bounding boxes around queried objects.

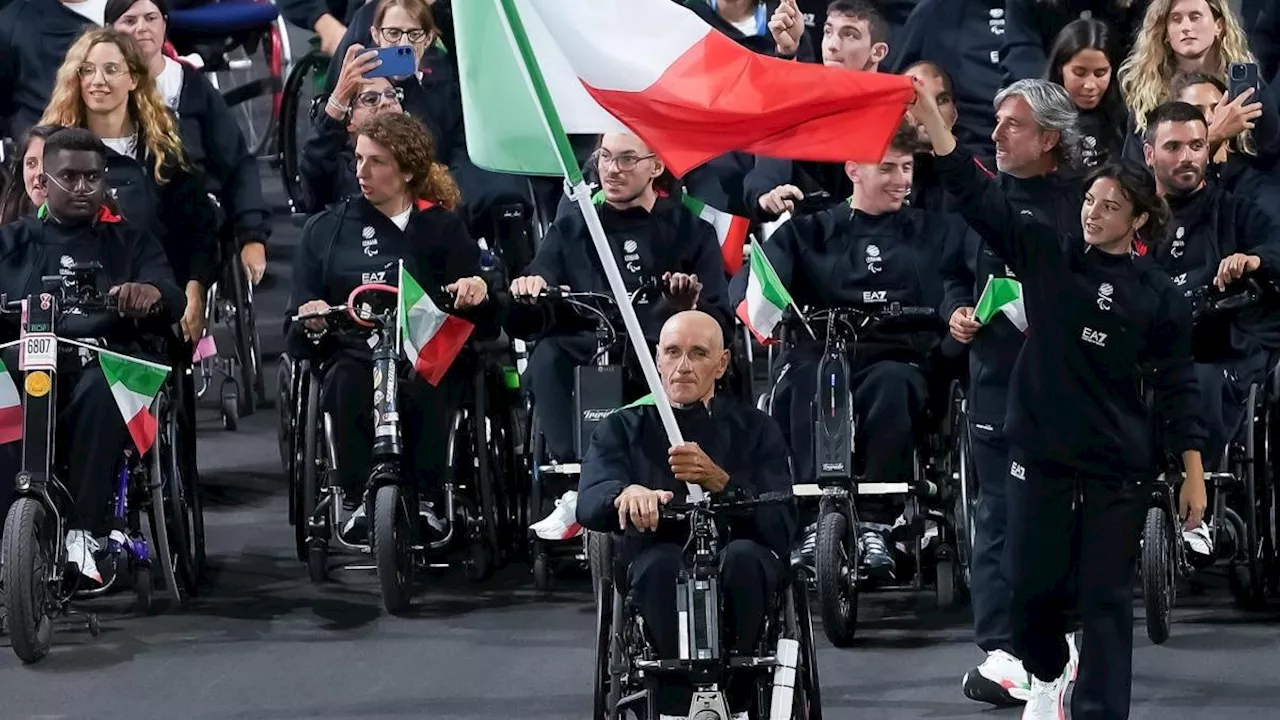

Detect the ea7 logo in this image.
[1173,272,1187,286]
[1010,462,1026,480]
[1081,327,1108,347]
[361,271,387,284]
[862,290,887,303]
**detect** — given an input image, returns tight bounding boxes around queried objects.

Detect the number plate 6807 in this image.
[20,333,57,371]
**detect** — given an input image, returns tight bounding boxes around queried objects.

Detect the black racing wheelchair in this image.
[760,303,968,647]
[281,281,526,613]
[592,491,821,720]
[0,265,202,663]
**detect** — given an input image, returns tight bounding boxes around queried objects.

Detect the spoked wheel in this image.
[179,375,207,582]
[226,259,262,415]
[1142,505,1175,644]
[204,30,282,157]
[587,531,613,604]
[815,510,857,647]
[372,484,417,614]
[791,578,823,720]
[953,396,977,595]
[277,49,330,214]
[2,499,56,663]
[592,583,616,720]
[294,371,320,562]
[1233,395,1267,609]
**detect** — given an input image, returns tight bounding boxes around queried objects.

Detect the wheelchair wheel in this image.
[277,355,294,475]
[790,576,823,720]
[2,499,56,664]
[277,48,329,214]
[206,29,284,157]
[372,484,417,614]
[294,368,321,563]
[226,258,262,415]
[154,391,201,600]
[951,387,977,593]
[592,583,617,720]
[1231,387,1267,609]
[1142,505,1174,644]
[132,564,154,616]
[588,531,613,603]
[815,510,858,647]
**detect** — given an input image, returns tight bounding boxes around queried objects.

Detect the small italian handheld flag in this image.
[399,264,475,386]
[98,350,170,454]
[682,195,749,275]
[0,357,22,444]
[974,276,1028,334]
[736,239,795,345]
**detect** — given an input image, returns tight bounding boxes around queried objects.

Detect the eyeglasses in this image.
[377,26,428,43]
[355,88,403,107]
[596,151,656,172]
[77,62,129,80]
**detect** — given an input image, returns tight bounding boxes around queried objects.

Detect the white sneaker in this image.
[962,649,1031,705]
[1182,521,1213,557]
[530,490,582,541]
[65,530,102,585]
[1066,632,1079,683]
[1021,669,1068,720]
[658,714,748,720]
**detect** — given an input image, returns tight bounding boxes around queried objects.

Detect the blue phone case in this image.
[365,46,416,78]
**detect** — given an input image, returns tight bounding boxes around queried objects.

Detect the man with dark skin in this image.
[0,127,182,585]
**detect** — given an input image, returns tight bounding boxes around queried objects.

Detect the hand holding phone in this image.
[1229,62,1260,102]
[365,45,416,79]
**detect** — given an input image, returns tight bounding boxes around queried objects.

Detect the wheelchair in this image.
[282,283,525,613]
[760,303,965,647]
[167,0,292,158]
[194,195,265,429]
[1141,279,1280,643]
[0,271,202,663]
[592,493,821,720]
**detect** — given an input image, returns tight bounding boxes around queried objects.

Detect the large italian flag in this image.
[98,350,170,455]
[455,0,915,177]
[0,357,20,444]
[399,266,475,386]
[736,240,795,345]
[683,195,749,274]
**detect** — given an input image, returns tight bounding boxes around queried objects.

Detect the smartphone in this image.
[365,45,416,79]
[793,191,833,215]
[1229,62,1260,102]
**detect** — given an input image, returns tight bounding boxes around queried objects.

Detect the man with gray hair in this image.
[940,77,1085,708]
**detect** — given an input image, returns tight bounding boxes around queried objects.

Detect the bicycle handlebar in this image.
[656,490,793,521]
[1190,278,1264,320]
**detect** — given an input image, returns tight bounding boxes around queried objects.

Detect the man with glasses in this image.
[300,44,406,212]
[0,128,181,585]
[509,133,731,537]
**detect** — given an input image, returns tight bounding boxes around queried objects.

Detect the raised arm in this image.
[911,82,1061,277]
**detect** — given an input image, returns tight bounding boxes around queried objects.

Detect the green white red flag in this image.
[399,265,474,386]
[98,350,170,454]
[0,357,21,444]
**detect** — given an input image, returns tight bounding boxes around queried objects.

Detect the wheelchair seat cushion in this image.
[168,1,279,35]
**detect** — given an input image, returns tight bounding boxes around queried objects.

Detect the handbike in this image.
[782,303,950,646]
[523,281,660,593]
[594,491,821,720]
[0,266,195,663]
[293,282,510,612]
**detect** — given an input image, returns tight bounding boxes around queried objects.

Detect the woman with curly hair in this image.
[1117,0,1280,164]
[40,26,217,341]
[288,112,493,545]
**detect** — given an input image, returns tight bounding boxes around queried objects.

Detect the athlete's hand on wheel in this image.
[615,484,674,532]
[181,285,206,341]
[1180,474,1208,530]
[949,306,981,344]
[669,442,729,493]
[298,299,331,331]
[241,242,266,285]
[448,276,488,309]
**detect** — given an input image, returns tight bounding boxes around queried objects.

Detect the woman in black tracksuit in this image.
[911,81,1207,719]
[288,113,494,542]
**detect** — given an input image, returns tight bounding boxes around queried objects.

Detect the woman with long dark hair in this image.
[0,124,60,225]
[1046,18,1127,166]
[1004,0,1151,84]
[911,77,1207,720]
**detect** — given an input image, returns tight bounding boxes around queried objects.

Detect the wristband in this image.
[326,95,351,116]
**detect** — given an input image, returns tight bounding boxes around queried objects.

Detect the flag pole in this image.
[494,0,703,501]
